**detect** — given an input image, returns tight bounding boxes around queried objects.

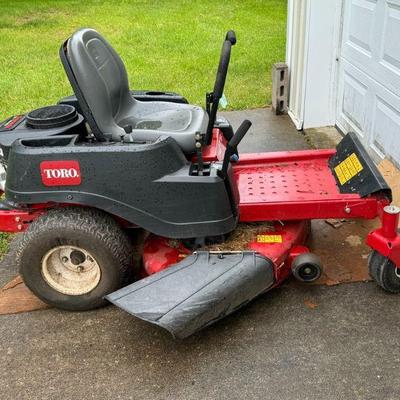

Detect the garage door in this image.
[336,0,400,165]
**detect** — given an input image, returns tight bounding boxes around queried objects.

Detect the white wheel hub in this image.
[41,245,101,295]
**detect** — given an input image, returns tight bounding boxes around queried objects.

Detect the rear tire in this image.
[368,250,400,294]
[19,207,133,311]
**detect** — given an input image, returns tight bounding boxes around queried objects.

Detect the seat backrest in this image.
[60,28,134,140]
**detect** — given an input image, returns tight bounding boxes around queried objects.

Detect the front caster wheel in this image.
[291,253,322,283]
[368,251,400,293]
[19,207,133,311]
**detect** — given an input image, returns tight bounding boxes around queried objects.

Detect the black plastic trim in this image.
[328,132,392,200]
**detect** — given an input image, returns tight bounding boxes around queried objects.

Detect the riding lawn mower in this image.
[0,29,399,338]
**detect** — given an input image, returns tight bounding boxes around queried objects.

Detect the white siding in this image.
[286,0,342,130]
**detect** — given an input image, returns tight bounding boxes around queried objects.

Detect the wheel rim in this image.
[41,245,101,295]
[395,266,400,280]
[297,263,321,282]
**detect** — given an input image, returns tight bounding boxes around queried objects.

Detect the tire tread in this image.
[19,207,133,310]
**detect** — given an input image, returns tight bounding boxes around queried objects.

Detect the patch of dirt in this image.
[304,299,318,309]
[345,235,362,247]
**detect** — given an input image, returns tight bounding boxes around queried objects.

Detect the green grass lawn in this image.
[0,0,287,119]
[0,232,10,258]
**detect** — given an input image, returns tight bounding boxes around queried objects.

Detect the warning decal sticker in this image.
[256,234,283,243]
[334,153,364,185]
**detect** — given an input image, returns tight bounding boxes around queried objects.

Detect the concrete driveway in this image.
[1,110,399,400]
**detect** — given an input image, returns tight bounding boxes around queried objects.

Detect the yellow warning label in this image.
[334,153,363,185]
[257,234,283,243]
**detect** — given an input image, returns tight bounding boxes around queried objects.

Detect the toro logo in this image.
[40,161,81,186]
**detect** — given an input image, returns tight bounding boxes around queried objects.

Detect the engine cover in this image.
[0,105,86,158]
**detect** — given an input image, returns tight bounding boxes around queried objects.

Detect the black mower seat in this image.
[61,28,208,152]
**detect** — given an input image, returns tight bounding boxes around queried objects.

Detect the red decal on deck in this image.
[40,161,81,186]
[4,115,23,129]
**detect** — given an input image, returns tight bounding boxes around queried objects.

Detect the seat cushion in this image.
[117,101,208,153]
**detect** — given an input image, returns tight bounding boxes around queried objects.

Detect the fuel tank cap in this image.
[26,104,78,129]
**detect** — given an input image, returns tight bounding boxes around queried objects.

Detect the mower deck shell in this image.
[142,220,310,284]
[108,219,309,338]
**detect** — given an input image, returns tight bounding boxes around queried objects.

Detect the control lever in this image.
[225,30,237,45]
[205,30,237,145]
[221,120,252,177]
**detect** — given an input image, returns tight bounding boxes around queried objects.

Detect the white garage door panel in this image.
[372,94,400,160]
[337,0,400,165]
[342,0,400,94]
[381,2,400,76]
[344,0,377,58]
[340,65,369,136]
